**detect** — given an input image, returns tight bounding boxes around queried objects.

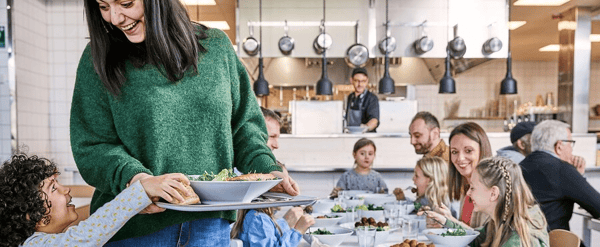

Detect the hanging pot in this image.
[278,20,295,55]
[345,21,369,68]
[313,22,332,55]
[448,25,466,59]
[482,37,502,55]
[243,24,260,56]
[414,23,434,55]
[378,37,396,54]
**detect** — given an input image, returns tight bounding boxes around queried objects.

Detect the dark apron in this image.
[346,94,365,126]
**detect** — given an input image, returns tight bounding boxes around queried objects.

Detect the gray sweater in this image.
[336,169,388,193]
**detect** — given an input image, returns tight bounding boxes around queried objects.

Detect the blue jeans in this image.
[105,218,230,247]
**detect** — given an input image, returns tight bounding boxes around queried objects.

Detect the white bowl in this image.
[422,228,480,247]
[312,199,336,214]
[312,213,345,228]
[359,210,384,221]
[346,126,367,134]
[345,198,365,208]
[309,226,354,247]
[383,201,416,215]
[345,190,372,197]
[187,176,281,205]
[401,215,427,231]
[358,193,397,206]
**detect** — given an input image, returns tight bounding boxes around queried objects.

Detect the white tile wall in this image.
[0,0,10,162]
[415,60,600,131]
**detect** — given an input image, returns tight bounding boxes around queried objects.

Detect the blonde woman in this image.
[423,157,549,247]
[413,156,458,218]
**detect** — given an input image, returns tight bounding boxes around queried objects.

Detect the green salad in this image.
[189,169,236,181]
[367,204,384,211]
[331,204,346,213]
[441,228,467,237]
[312,228,333,235]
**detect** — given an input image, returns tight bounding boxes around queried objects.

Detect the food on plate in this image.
[440,228,467,237]
[304,205,313,214]
[366,204,384,211]
[390,239,434,247]
[171,183,200,205]
[311,228,333,235]
[331,204,346,213]
[189,169,278,182]
[354,217,389,231]
[227,173,277,181]
[316,215,341,219]
[393,188,406,200]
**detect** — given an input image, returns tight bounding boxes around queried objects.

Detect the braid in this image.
[499,163,512,222]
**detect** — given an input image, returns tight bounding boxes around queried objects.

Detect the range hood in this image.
[423,58,492,82]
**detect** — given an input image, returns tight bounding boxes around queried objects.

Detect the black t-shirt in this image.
[346,90,380,132]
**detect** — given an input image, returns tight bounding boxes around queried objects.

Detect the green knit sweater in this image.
[70,28,281,242]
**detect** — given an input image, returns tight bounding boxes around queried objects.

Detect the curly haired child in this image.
[0,153,192,247]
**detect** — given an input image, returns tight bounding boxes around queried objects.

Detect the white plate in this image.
[187,176,282,204]
[312,213,345,228]
[155,193,317,212]
[422,228,480,247]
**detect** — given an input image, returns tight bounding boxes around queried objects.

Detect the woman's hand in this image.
[283,207,303,228]
[294,215,315,233]
[269,171,300,196]
[330,187,343,198]
[435,203,453,218]
[136,173,191,214]
[416,210,447,227]
[392,188,405,200]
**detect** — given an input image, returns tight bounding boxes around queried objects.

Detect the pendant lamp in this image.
[378,0,395,95]
[439,48,456,94]
[253,0,269,96]
[316,0,332,95]
[500,2,517,94]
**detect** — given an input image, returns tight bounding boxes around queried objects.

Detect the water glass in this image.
[384,206,399,228]
[402,219,418,240]
[346,206,357,223]
[356,227,376,247]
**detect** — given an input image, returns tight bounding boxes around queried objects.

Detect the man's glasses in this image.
[560,140,576,147]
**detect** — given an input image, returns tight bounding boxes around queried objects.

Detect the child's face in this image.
[466,170,497,216]
[353,144,375,170]
[412,166,431,197]
[36,174,78,233]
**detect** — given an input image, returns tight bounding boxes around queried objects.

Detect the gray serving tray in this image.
[155,193,317,212]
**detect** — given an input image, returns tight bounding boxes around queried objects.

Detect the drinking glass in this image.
[356,226,376,247]
[402,219,418,240]
[384,206,400,228]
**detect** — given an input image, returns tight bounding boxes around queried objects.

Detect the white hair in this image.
[530,120,570,153]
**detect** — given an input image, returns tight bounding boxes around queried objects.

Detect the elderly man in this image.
[496,121,535,164]
[408,111,449,164]
[520,120,600,234]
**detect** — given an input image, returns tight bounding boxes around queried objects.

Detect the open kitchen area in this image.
[1,0,600,246]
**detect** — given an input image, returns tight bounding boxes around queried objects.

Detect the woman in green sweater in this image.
[421,157,549,247]
[71,0,297,245]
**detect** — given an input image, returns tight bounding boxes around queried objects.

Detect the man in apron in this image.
[345,67,380,133]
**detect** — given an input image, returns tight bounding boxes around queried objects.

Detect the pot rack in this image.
[247,21,357,28]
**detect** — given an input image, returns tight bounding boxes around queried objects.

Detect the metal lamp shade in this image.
[316,77,332,95]
[500,52,517,94]
[253,58,269,96]
[379,57,395,94]
[439,49,455,94]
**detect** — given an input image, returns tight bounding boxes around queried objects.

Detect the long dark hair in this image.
[448,122,492,200]
[84,0,208,96]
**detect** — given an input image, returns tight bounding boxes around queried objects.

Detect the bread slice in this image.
[226,173,276,181]
[172,183,200,205]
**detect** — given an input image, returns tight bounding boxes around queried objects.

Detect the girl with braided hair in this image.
[422,157,549,247]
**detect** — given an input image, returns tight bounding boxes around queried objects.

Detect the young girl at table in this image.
[422,157,549,247]
[231,207,315,247]
[412,156,457,218]
[330,138,388,196]
[0,153,194,247]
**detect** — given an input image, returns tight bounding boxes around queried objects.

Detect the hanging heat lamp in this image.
[316,0,332,95]
[500,1,517,94]
[379,0,395,95]
[439,47,456,94]
[253,0,269,96]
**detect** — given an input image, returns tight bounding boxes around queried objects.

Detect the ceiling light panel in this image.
[181,0,216,5]
[508,21,526,30]
[539,44,560,52]
[199,21,230,30]
[514,0,570,6]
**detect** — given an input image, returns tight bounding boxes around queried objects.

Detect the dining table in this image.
[573,207,600,247]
